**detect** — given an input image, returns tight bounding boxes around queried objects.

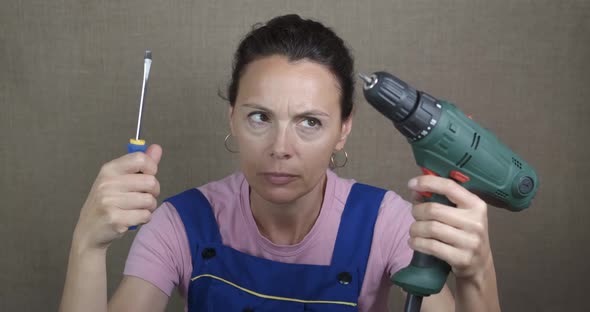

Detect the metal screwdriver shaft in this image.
[135,50,152,140]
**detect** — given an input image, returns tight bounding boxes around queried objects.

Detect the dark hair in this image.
[226,14,355,120]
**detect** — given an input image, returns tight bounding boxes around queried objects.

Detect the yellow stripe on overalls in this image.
[191,274,358,307]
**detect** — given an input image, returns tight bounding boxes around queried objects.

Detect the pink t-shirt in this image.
[124,170,415,311]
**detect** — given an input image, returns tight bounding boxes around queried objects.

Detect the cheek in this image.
[237,135,264,156]
[304,139,334,156]
[234,132,269,171]
[297,139,337,173]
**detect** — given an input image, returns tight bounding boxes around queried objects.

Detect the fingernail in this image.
[408,178,418,188]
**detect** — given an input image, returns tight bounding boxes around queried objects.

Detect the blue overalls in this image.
[166,183,386,312]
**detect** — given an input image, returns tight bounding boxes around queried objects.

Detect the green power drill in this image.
[359,71,539,312]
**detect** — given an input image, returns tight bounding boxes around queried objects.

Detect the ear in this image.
[228,105,235,135]
[334,116,353,151]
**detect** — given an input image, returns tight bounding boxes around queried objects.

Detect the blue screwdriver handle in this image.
[128,140,147,154]
[127,139,147,230]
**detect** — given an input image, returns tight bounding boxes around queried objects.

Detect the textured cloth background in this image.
[1,1,589,311]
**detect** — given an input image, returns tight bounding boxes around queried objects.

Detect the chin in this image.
[257,186,302,205]
[251,178,304,205]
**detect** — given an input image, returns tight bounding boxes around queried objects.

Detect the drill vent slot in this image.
[512,158,523,169]
[471,133,481,150]
[456,152,473,168]
[456,153,468,166]
[495,190,509,198]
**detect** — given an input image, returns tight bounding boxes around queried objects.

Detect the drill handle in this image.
[392,192,455,296]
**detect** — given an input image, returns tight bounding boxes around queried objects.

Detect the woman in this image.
[60,15,500,312]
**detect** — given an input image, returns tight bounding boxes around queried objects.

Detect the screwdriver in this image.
[128,50,152,230]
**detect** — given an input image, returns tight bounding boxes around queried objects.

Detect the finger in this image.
[409,236,470,268]
[110,192,158,212]
[112,209,153,233]
[146,144,163,165]
[412,202,473,229]
[410,220,479,250]
[116,174,160,197]
[411,191,424,203]
[408,175,481,208]
[103,152,159,176]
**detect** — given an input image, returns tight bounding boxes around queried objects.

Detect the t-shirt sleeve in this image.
[123,201,191,297]
[374,191,416,277]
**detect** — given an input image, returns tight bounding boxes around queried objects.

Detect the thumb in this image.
[146,144,163,165]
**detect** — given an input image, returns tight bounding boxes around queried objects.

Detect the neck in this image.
[250,174,327,245]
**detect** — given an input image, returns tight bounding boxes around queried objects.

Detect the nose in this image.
[270,125,292,160]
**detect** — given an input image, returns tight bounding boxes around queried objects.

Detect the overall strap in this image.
[164,188,221,261]
[332,183,387,284]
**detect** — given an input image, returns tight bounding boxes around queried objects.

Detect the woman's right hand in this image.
[73,144,163,252]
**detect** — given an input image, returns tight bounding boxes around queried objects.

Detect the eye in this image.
[248,112,270,124]
[300,117,322,128]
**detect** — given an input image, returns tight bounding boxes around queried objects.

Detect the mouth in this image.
[261,172,297,177]
[260,172,299,185]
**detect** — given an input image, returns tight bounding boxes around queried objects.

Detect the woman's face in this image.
[229,55,352,204]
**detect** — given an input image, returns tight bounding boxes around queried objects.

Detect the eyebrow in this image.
[240,103,330,118]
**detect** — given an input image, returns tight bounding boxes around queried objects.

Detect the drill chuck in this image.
[360,72,442,142]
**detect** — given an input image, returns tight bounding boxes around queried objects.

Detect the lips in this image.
[260,172,298,185]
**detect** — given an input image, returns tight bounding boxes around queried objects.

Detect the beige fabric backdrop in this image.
[1,0,589,311]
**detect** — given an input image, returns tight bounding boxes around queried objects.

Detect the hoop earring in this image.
[330,150,348,169]
[224,133,239,153]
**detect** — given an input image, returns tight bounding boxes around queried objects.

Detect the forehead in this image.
[235,55,341,113]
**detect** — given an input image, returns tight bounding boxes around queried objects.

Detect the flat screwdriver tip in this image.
[144,50,152,60]
[358,73,372,85]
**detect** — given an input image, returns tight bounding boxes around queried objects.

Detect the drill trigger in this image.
[418,168,437,198]
[421,167,438,176]
[418,191,433,198]
[450,170,470,183]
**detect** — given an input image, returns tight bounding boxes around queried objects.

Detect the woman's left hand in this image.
[407,174,493,280]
